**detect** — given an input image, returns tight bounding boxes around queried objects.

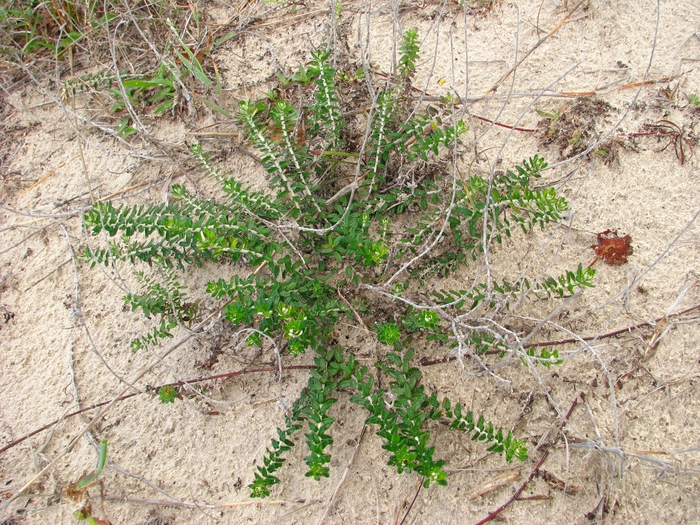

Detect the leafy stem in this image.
[82,29,590,500]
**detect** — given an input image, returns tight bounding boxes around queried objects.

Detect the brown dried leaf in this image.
[592,229,633,266]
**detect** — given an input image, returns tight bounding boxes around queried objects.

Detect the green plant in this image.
[55,6,224,138]
[523,347,563,369]
[347,347,527,488]
[398,28,419,80]
[158,385,179,403]
[121,263,198,350]
[0,0,84,55]
[63,439,109,524]
[83,30,595,497]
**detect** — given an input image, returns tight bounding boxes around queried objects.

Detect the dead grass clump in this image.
[537,97,613,159]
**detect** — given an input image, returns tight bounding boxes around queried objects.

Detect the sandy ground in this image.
[1,1,700,524]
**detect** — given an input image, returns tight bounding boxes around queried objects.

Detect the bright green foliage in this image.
[237,98,320,221]
[75,439,108,490]
[124,268,191,319]
[345,348,527,488]
[303,347,355,480]
[541,264,596,297]
[348,349,447,487]
[523,347,563,369]
[83,31,594,498]
[364,91,398,192]
[430,264,595,313]
[82,151,276,268]
[403,308,441,332]
[446,154,568,251]
[444,401,528,462]
[158,385,179,403]
[309,49,344,144]
[250,347,358,495]
[249,393,307,498]
[398,29,420,79]
[374,322,402,346]
[191,143,281,220]
[207,272,342,357]
[123,265,197,350]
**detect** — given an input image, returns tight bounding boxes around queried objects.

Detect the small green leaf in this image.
[158,385,178,403]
